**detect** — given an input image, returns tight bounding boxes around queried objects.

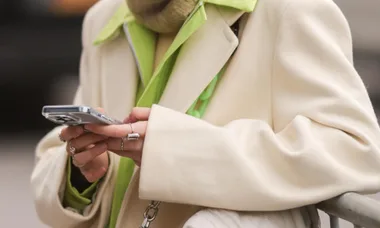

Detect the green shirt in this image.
[63,0,257,227]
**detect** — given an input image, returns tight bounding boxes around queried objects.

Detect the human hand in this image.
[85,107,151,166]
[59,109,110,182]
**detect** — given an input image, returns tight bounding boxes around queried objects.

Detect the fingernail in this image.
[72,157,78,166]
[86,173,94,182]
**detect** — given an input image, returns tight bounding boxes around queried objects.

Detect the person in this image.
[31,0,380,227]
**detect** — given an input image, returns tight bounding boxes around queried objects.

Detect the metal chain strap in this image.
[140,201,161,228]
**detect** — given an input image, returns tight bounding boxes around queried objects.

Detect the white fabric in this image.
[183,209,307,228]
[30,0,380,227]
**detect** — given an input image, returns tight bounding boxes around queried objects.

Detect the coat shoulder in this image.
[246,0,346,38]
[254,0,342,20]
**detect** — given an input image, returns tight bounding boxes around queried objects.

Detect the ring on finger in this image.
[120,137,126,151]
[127,123,140,141]
[68,141,77,155]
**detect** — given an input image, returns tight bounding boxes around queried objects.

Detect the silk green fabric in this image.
[63,157,99,212]
[93,0,258,45]
[109,4,207,227]
[64,0,257,227]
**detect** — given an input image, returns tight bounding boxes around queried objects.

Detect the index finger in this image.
[60,125,85,141]
[84,122,147,138]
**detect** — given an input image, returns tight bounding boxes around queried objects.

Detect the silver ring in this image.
[120,137,125,151]
[68,141,76,155]
[127,123,140,141]
[58,131,66,142]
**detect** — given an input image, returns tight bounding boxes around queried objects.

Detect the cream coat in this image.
[31,0,380,227]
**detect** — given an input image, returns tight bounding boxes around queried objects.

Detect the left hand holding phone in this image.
[60,108,110,183]
[60,106,151,183]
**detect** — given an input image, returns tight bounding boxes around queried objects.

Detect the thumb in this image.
[123,107,151,123]
[123,113,135,124]
[95,107,105,113]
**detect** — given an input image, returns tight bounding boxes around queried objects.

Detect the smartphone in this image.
[42,105,122,125]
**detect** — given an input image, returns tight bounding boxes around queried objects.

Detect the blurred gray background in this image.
[0,0,379,227]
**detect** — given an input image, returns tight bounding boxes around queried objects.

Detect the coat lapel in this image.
[123,20,156,87]
[100,3,244,117]
[159,4,241,113]
[100,35,139,120]
[134,1,207,108]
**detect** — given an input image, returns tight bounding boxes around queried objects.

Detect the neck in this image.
[127,0,197,33]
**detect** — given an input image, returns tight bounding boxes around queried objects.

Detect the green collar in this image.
[93,0,257,45]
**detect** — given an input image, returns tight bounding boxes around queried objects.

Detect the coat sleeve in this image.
[139,0,380,211]
[30,4,117,227]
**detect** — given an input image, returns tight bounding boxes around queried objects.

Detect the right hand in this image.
[60,124,109,182]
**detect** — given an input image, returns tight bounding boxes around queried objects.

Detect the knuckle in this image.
[69,139,78,150]
[67,126,77,135]
[60,127,68,135]
[129,141,138,151]
[91,133,100,140]
[76,126,85,136]
[70,126,83,138]
[72,157,83,168]
[93,142,107,152]
[73,153,88,167]
[76,144,106,165]
[72,143,107,170]
[94,168,107,179]
[94,133,107,141]
[142,107,150,115]
[130,140,142,152]
[81,170,95,182]
[81,165,106,183]
[131,107,139,114]
[82,134,94,144]
[84,133,96,143]
[135,122,147,137]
